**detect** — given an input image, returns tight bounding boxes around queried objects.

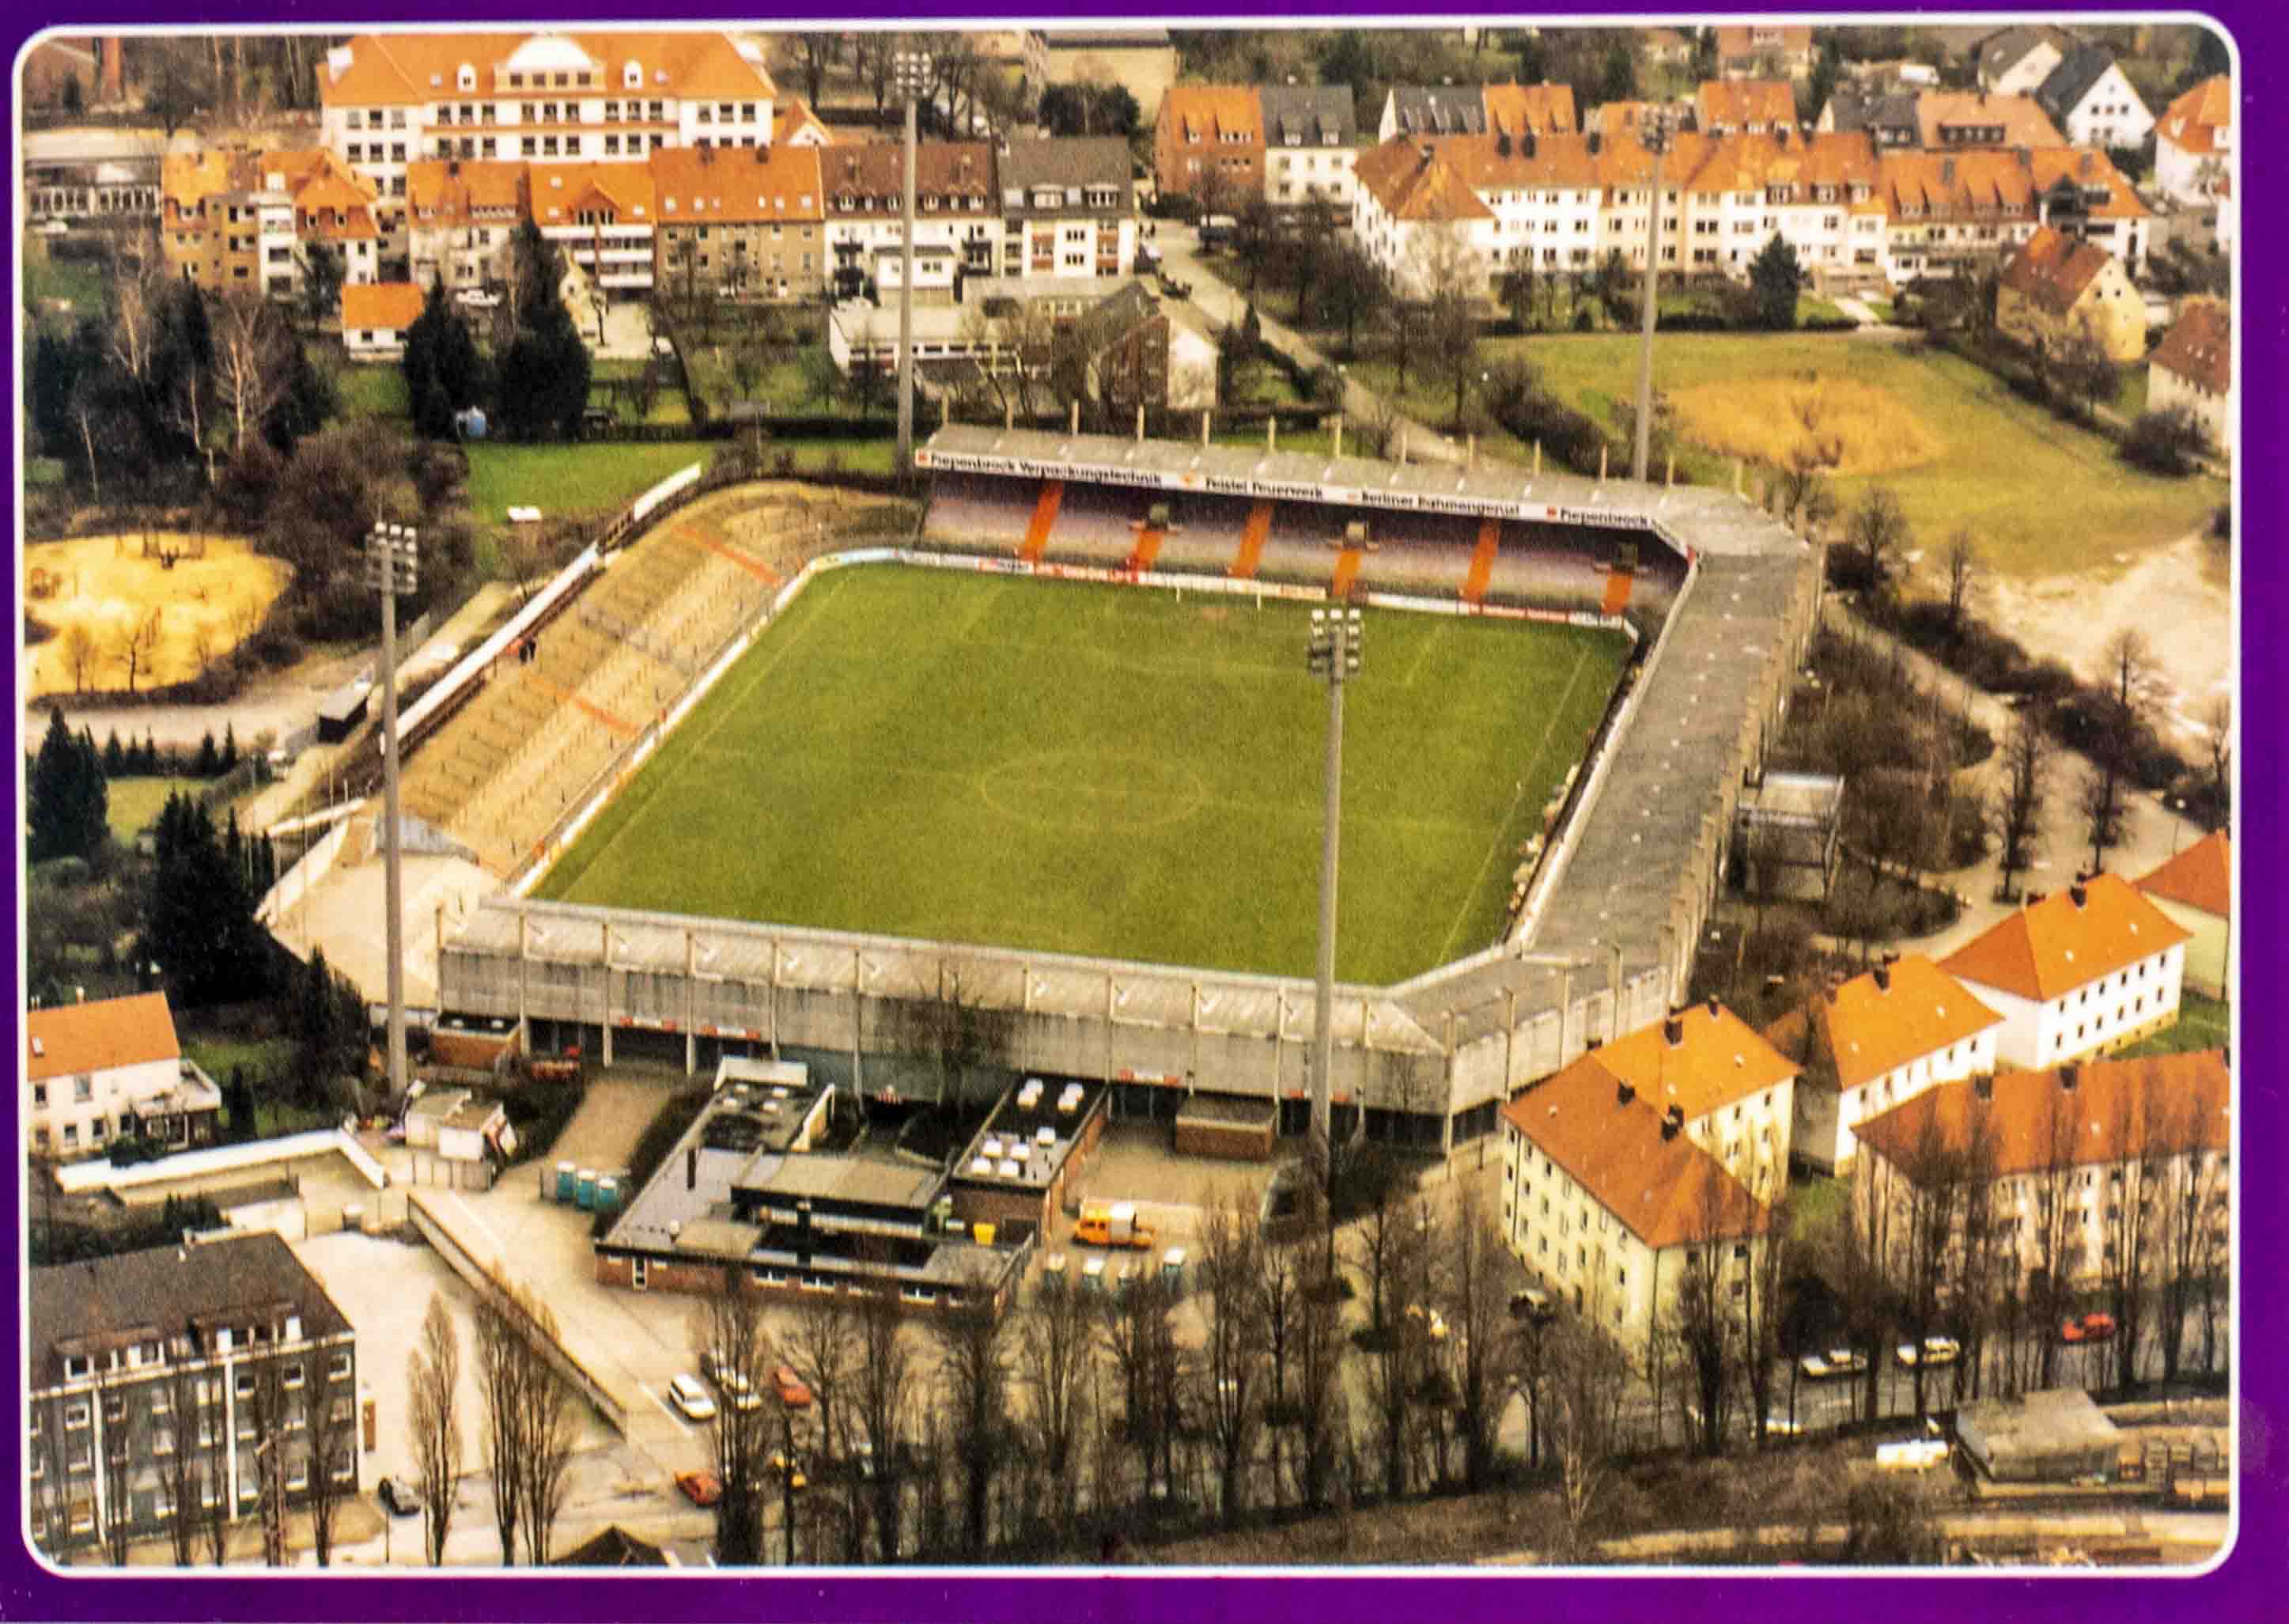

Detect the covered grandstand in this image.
[436,426,1823,1157]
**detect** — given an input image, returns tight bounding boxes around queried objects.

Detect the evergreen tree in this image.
[494,222,592,441]
[193,729,219,778]
[221,722,238,774]
[139,793,272,1007]
[1749,233,1805,331]
[28,710,106,864]
[403,274,486,439]
[103,729,126,778]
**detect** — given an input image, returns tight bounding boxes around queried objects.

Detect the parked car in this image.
[1509,1287,1557,1325]
[1799,1346,1869,1380]
[1404,1302,1450,1342]
[675,1469,723,1507]
[1763,1414,1804,1437]
[2061,1312,2118,1344]
[455,287,502,309]
[1157,273,1192,300]
[376,1475,422,1516]
[1896,1335,1962,1369]
[769,1449,808,1491]
[773,1363,814,1410]
[668,1372,717,1421]
[702,1348,762,1411]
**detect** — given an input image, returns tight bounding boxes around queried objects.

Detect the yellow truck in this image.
[1075,1199,1157,1251]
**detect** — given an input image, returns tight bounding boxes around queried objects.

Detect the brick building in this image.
[650,142,827,302]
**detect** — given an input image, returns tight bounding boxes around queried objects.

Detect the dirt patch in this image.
[1975,532,2232,744]
[24,532,289,698]
[1670,375,1939,477]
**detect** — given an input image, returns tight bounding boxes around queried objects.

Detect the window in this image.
[64,1402,90,1430]
[103,1395,127,1424]
[327,1353,353,1382]
[282,1361,305,1391]
[74,1076,93,1103]
[63,1353,90,1381]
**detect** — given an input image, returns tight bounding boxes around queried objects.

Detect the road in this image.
[1153,222,1465,465]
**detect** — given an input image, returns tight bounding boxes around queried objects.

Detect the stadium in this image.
[430,421,1823,1171]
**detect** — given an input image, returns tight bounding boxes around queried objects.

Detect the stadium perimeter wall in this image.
[438,442,1824,1151]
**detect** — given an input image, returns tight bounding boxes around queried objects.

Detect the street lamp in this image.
[892,47,931,478]
[1305,606,1364,1187]
[365,521,419,1111]
[1632,108,1677,483]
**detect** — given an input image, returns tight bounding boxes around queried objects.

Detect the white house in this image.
[1258,84,1360,208]
[2034,44,2154,152]
[1764,956,2004,1175]
[341,280,426,359]
[1976,25,2077,97]
[1500,1031,1770,1361]
[25,992,221,1157]
[2155,74,2230,206]
[2145,300,2232,460]
[1939,874,2191,1071]
[2135,830,2231,999]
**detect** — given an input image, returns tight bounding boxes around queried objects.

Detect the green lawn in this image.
[1359,333,2225,577]
[105,777,207,846]
[26,253,105,332]
[334,362,411,422]
[180,1034,293,1088]
[2115,364,2151,422]
[538,565,1630,982]
[2119,990,2228,1058]
[463,440,717,527]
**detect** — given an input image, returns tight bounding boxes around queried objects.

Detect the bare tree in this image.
[197,1369,233,1565]
[1740,1161,1792,1444]
[1099,1271,1183,1509]
[1667,1172,1745,1459]
[783,1287,861,1562]
[1016,1261,1096,1547]
[407,1293,465,1566]
[120,608,164,695]
[1993,710,2054,902]
[212,290,292,453]
[2027,1085,2084,1391]
[1360,1194,1436,1497]
[303,1350,354,1567]
[2083,628,2160,870]
[694,1273,773,1565]
[932,1268,1016,1558]
[242,1362,290,1566]
[2101,1086,2168,1392]
[59,624,98,695]
[108,262,165,389]
[161,1367,202,1565]
[1845,486,1913,599]
[29,1395,70,1562]
[1546,1306,1633,1559]
[2075,762,2131,878]
[2197,694,2231,820]
[1292,1261,1349,1511]
[1443,1183,1516,1490]
[1248,1227,1309,1505]
[850,1280,916,1561]
[513,1297,577,1566]
[2156,1094,2228,1383]
[471,1289,525,1563]
[97,1377,146,1566]
[1193,1190,1267,1526]
[1943,528,1980,633]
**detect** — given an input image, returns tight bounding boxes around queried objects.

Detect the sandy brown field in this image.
[1668,373,1940,478]
[24,532,289,698]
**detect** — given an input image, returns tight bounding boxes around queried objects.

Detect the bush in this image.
[496,1066,590,1166]
[2120,407,2214,476]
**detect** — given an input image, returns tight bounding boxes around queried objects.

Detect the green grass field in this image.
[1357,332,2223,577]
[2120,990,2229,1059]
[538,565,1629,982]
[104,777,208,846]
[463,440,717,527]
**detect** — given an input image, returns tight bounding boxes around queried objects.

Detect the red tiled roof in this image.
[1160,85,1262,146]
[2136,829,2230,919]
[1481,81,1577,137]
[2158,74,2231,155]
[525,160,656,225]
[1502,1054,1769,1251]
[407,157,524,222]
[2147,300,2232,399]
[1999,223,2119,316]
[1915,90,2066,149]
[342,281,426,331]
[322,31,776,107]
[1939,873,2193,1003]
[1715,25,1814,60]
[1589,1001,1799,1122]
[26,993,179,1083]
[1855,1050,2229,1180]
[1697,78,1798,130]
[1762,956,2004,1095]
[1353,138,1495,222]
[648,143,826,224]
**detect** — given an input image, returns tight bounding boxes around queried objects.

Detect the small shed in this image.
[1958,1387,2122,1483]
[1732,770,1846,902]
[316,680,371,744]
[404,1086,513,1191]
[1173,1093,1277,1162]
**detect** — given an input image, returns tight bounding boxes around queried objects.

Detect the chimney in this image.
[1974,1075,1994,1100]
[1496,131,1513,157]
[1661,1104,1686,1140]
[1705,995,1720,1020]
[2026,891,2046,907]
[2060,1063,2080,1093]
[1617,1080,1636,1107]
[1872,962,1891,992]
[101,36,124,103]
[2069,880,2087,908]
[1663,1015,1685,1047]
[686,1146,698,1189]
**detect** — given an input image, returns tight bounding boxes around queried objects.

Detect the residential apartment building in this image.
[1939,874,2191,1070]
[2033,44,2155,151]
[405,157,523,290]
[1916,90,2066,150]
[284,151,385,286]
[528,161,656,295]
[1763,956,2005,1175]
[1067,280,1220,413]
[317,29,778,263]
[1853,1050,2230,1294]
[28,1232,358,1558]
[1996,225,2146,362]
[820,140,996,301]
[1155,85,1264,208]
[1695,78,1798,137]
[159,150,298,297]
[1258,85,1360,209]
[653,142,827,303]
[1500,1035,1770,1357]
[2134,831,2231,997]
[341,281,426,359]
[1377,82,1576,143]
[1875,146,2148,284]
[26,993,221,1159]
[997,137,1136,281]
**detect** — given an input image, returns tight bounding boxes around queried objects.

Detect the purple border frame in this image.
[4,4,2271,1618]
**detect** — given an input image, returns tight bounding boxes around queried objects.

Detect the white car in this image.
[1896,1335,1962,1369]
[455,288,502,309]
[667,1372,717,1421]
[702,1348,763,1412]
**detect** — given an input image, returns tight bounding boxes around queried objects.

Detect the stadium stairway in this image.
[1330,547,1365,600]
[1229,500,1273,579]
[1601,563,1635,615]
[1020,479,1063,562]
[1462,518,1500,605]
[1126,525,1165,574]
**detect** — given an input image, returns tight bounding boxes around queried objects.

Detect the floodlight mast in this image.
[366,521,418,1111]
[1305,607,1364,1192]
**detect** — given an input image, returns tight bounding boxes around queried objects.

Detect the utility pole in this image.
[1306,605,1364,1215]
[1632,111,1675,483]
[366,522,418,1111]
[894,47,930,478]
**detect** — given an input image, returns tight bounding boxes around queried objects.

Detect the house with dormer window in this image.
[25,993,221,1160]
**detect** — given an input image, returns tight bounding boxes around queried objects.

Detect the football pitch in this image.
[536,565,1632,984]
